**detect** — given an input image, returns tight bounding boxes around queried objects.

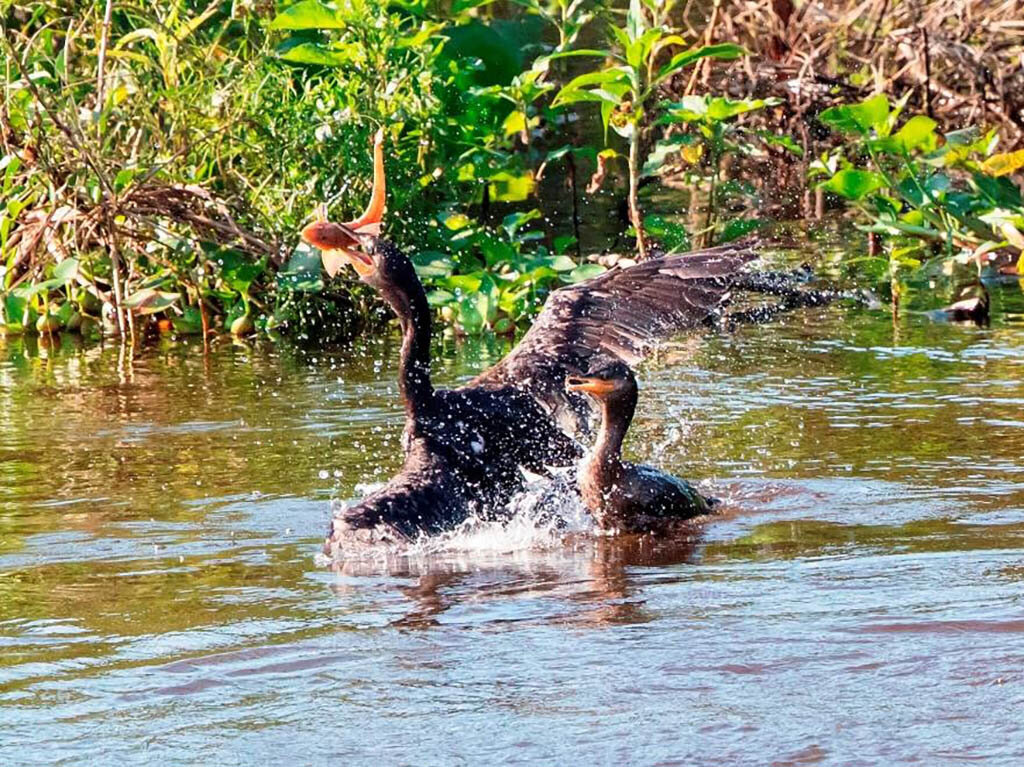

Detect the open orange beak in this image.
[565,376,618,396]
[301,128,386,278]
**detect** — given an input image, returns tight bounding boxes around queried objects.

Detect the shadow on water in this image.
[1,266,1024,765]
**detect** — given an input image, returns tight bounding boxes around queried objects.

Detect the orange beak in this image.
[301,128,386,278]
[565,376,618,396]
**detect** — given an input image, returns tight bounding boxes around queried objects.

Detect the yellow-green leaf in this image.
[982,150,1024,177]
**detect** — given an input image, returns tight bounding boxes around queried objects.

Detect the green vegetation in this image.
[2,1,1022,344]
[813,93,1024,286]
[550,0,742,257]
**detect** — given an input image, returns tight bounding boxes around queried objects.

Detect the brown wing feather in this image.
[469,241,758,433]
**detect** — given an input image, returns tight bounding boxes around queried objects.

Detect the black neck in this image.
[378,246,434,420]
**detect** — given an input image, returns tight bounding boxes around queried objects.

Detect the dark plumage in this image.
[302,133,754,553]
[566,362,713,533]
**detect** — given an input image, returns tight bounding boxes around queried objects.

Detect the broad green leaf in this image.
[53,258,79,283]
[124,288,179,315]
[982,149,1024,177]
[706,96,777,121]
[819,94,889,135]
[443,274,483,294]
[269,1,345,30]
[444,213,472,230]
[566,263,605,283]
[822,169,887,200]
[502,209,542,238]
[426,289,455,307]
[972,173,1024,208]
[278,245,323,293]
[894,115,937,152]
[502,110,526,137]
[719,217,765,243]
[654,43,744,85]
[754,130,804,156]
[488,171,535,202]
[642,134,698,176]
[1,293,27,329]
[549,255,577,272]
[276,42,355,66]
[643,214,689,251]
[412,251,456,278]
[457,295,484,334]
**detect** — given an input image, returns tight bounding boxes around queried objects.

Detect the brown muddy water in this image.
[2,277,1024,766]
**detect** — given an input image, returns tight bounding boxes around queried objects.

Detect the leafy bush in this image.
[812,93,1024,281]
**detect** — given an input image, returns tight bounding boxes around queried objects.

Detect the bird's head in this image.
[565,361,637,402]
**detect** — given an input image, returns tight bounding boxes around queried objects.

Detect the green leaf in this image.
[124,288,179,315]
[819,94,889,135]
[643,214,689,251]
[557,67,631,96]
[822,169,887,200]
[719,217,765,243]
[894,115,937,152]
[654,43,744,85]
[625,0,647,41]
[488,171,535,202]
[566,263,605,283]
[278,244,323,293]
[53,258,79,283]
[754,130,804,156]
[276,42,355,66]
[971,173,1024,208]
[706,96,777,121]
[982,149,1024,177]
[502,209,542,238]
[1,293,27,329]
[412,251,456,278]
[457,295,484,334]
[269,1,345,30]
[541,49,616,61]
[426,289,455,307]
[218,250,263,294]
[443,274,483,294]
[548,255,577,272]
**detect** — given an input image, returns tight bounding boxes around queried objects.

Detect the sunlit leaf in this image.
[124,288,179,315]
[53,258,79,283]
[488,171,534,202]
[894,115,937,152]
[276,42,355,66]
[654,43,744,85]
[982,149,1024,177]
[822,169,887,200]
[269,0,345,30]
[819,94,889,135]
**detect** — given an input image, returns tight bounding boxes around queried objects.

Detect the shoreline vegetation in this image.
[2,0,1022,346]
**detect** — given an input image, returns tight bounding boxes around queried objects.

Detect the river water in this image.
[2,275,1024,766]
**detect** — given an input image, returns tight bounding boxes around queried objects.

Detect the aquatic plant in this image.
[811,93,1024,285]
[551,0,743,257]
[655,94,797,245]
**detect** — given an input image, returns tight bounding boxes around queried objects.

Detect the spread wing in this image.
[470,240,759,433]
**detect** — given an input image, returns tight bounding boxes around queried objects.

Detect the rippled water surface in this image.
[2,278,1024,766]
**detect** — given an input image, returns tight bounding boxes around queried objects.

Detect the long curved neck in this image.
[379,252,434,420]
[590,388,637,477]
